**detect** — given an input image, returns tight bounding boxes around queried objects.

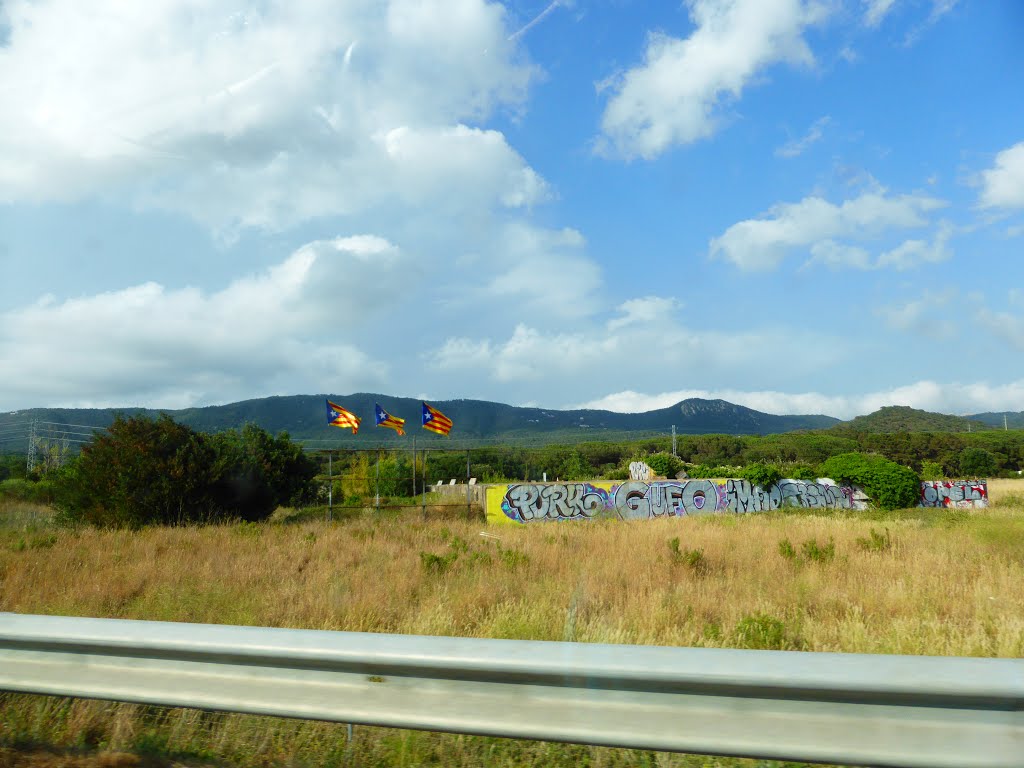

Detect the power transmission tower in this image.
[26,420,37,475]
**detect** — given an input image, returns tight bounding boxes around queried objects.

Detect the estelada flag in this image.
[326,399,360,434]
[375,403,406,436]
[421,402,453,436]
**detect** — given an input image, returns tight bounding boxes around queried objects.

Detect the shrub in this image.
[778,538,797,561]
[819,453,920,510]
[801,537,835,563]
[668,538,707,573]
[53,415,317,527]
[920,461,945,481]
[788,464,819,481]
[603,466,631,481]
[420,551,458,574]
[857,528,893,553]
[733,614,787,650]
[739,462,783,488]
[646,452,684,479]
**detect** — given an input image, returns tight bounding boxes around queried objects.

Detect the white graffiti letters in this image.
[504,483,606,521]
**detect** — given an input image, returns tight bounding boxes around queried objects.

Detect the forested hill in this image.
[834,406,992,434]
[970,411,1024,430]
[1,395,840,444]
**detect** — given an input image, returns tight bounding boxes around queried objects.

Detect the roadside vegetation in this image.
[2,416,1022,766]
[2,481,1024,767]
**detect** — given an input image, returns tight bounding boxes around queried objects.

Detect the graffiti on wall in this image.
[489,478,990,524]
[491,478,862,524]
[920,481,989,508]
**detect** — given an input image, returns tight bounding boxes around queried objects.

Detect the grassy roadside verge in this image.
[2,482,1023,767]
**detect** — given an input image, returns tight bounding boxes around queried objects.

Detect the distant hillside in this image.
[968,411,1024,430]
[836,406,992,433]
[0,395,840,447]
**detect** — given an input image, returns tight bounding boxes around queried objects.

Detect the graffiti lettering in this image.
[496,479,985,523]
[920,481,989,509]
[503,483,608,521]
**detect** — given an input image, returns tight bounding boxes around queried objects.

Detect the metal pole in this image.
[327,451,332,523]
[421,448,427,521]
[671,425,677,457]
[412,435,417,497]
[26,420,37,475]
[466,449,471,518]
[375,449,381,512]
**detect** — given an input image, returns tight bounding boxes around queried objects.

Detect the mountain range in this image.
[2,395,1021,448]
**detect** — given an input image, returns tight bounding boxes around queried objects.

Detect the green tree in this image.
[55,415,316,527]
[210,424,318,520]
[820,452,920,510]
[56,414,221,527]
[958,447,997,478]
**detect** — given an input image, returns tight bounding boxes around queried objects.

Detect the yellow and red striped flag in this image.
[325,399,360,434]
[375,403,406,436]
[421,402,453,436]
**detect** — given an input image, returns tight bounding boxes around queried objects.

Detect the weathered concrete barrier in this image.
[486,479,988,525]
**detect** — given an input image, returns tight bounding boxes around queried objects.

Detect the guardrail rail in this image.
[1,613,1022,767]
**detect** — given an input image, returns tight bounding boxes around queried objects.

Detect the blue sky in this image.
[1,0,1022,419]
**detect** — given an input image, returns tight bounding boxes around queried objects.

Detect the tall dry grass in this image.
[3,493,1024,767]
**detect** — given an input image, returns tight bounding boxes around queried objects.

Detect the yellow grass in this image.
[3,495,1024,767]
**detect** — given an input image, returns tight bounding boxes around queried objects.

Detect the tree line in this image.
[2,415,1021,526]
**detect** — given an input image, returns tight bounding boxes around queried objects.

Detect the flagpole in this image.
[327,450,333,523]
[412,434,417,497]
[421,446,428,522]
[466,448,471,519]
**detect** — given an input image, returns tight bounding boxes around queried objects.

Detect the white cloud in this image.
[0,237,399,409]
[710,188,947,271]
[863,0,898,27]
[574,380,1024,420]
[877,292,956,340]
[979,142,1024,210]
[598,0,831,159]
[429,299,842,386]
[976,308,1024,352]
[0,0,540,234]
[775,115,830,158]
[607,296,680,330]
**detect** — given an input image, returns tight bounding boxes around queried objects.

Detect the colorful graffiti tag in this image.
[919,481,988,508]
[491,478,860,524]
[487,478,989,524]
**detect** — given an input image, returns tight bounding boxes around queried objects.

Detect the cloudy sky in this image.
[1,0,1022,419]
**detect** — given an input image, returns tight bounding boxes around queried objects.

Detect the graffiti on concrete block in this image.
[919,481,989,508]
[629,461,653,481]
[494,478,859,524]
[503,482,610,521]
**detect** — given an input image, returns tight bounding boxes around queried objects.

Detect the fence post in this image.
[375,449,380,513]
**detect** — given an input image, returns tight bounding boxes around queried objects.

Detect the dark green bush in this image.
[787,463,819,481]
[646,452,684,478]
[739,462,783,488]
[819,452,920,510]
[53,415,316,527]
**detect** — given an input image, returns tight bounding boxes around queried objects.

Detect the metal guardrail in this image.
[1,613,1022,768]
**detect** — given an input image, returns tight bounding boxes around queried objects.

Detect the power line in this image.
[36,421,105,431]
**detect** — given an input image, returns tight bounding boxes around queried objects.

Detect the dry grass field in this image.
[2,480,1024,767]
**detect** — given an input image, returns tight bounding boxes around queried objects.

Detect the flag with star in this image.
[421,401,453,436]
[375,403,406,436]
[325,399,360,434]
